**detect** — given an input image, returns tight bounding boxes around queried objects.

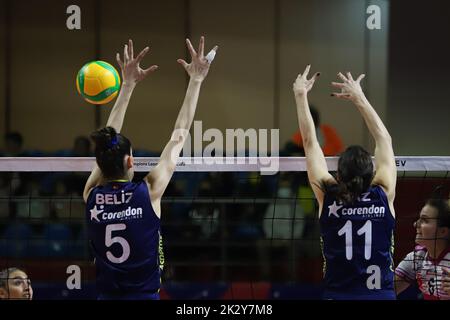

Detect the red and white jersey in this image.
[395,245,450,300]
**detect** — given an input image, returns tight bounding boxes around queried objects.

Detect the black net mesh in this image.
[0,159,449,299]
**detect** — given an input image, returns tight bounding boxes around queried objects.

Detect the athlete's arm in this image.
[394,251,418,296]
[83,40,157,202]
[331,72,396,204]
[83,166,105,203]
[293,65,335,209]
[106,39,158,133]
[146,37,218,215]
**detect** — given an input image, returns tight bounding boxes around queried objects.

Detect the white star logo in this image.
[328,201,342,218]
[90,205,103,222]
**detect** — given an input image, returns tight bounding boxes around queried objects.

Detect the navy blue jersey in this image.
[319,185,395,299]
[85,180,163,298]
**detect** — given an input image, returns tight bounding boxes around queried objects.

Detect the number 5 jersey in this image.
[85,180,163,297]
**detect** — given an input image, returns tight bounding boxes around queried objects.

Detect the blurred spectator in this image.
[291,105,344,156]
[16,179,48,219]
[64,136,92,196]
[0,267,33,300]
[72,136,92,157]
[259,174,305,279]
[48,182,70,220]
[189,203,220,239]
[161,180,189,239]
[3,132,25,157]
[1,220,32,258]
[225,171,270,262]
[263,176,305,241]
[233,204,263,240]
[40,210,73,258]
[0,174,11,219]
[232,172,271,234]
[2,132,28,197]
[189,180,220,240]
[294,183,321,257]
[208,172,235,197]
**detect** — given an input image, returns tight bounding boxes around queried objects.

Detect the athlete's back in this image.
[320,185,395,299]
[83,37,217,300]
[86,180,163,299]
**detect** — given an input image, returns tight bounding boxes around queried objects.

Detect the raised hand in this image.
[116,39,158,86]
[331,72,366,102]
[293,65,321,96]
[177,36,218,82]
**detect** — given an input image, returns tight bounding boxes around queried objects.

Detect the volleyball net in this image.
[0,157,449,299]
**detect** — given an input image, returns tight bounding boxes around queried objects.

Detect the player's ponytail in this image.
[90,126,131,179]
[325,146,374,205]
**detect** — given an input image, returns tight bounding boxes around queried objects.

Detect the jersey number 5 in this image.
[105,224,130,263]
[337,220,372,260]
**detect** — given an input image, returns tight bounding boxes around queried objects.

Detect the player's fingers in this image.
[337,72,347,82]
[135,47,150,63]
[356,74,366,83]
[177,59,189,69]
[331,92,351,99]
[302,64,311,78]
[346,72,354,81]
[124,44,129,62]
[310,72,321,82]
[143,65,158,76]
[116,53,123,69]
[129,39,134,59]
[186,38,197,58]
[331,81,345,88]
[198,36,205,58]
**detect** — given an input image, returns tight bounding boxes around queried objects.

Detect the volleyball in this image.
[76,61,121,104]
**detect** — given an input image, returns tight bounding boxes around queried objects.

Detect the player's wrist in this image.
[352,93,368,106]
[121,81,137,89]
[189,77,204,84]
[190,75,205,83]
[294,90,308,98]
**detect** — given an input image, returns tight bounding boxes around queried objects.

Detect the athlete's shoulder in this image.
[135,179,150,191]
[86,184,104,202]
[322,182,338,199]
[369,184,385,194]
[436,246,450,265]
[369,184,391,204]
[119,180,147,191]
[128,180,151,201]
[442,246,450,257]
[412,245,428,260]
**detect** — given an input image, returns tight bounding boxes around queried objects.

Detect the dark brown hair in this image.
[324,145,374,205]
[90,127,131,179]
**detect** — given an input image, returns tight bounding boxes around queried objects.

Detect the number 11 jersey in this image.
[320,185,395,299]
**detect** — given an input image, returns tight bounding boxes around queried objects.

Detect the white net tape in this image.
[0,156,449,172]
